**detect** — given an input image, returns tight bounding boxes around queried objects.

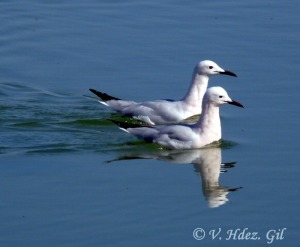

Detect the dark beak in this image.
[219,70,237,77]
[227,100,244,108]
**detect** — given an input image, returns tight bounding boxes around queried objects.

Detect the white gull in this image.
[90,60,237,125]
[111,87,244,150]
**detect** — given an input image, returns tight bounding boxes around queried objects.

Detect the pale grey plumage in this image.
[90,60,237,125]
[112,87,243,150]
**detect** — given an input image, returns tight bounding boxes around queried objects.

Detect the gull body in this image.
[90,60,237,125]
[111,87,243,150]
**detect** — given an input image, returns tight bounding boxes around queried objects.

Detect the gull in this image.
[110,87,244,150]
[89,60,237,125]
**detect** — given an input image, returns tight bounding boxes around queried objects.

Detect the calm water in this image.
[0,0,299,246]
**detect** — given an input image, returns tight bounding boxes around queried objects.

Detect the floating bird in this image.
[90,60,237,125]
[111,87,243,150]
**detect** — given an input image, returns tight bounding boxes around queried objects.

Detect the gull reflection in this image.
[108,147,242,208]
[192,148,241,208]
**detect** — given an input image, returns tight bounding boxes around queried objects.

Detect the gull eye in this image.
[209,66,213,69]
[219,95,223,98]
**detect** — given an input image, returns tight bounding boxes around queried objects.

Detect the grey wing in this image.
[126,126,160,142]
[126,124,196,149]
[105,98,185,125]
[154,125,196,149]
[123,100,184,125]
[103,100,171,125]
[105,99,137,111]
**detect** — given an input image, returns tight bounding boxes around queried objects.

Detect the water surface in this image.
[0,0,299,246]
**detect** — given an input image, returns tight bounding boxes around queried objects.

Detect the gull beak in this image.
[227,100,244,108]
[219,70,237,77]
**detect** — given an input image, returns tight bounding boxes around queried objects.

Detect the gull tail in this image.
[89,89,121,101]
[110,119,151,132]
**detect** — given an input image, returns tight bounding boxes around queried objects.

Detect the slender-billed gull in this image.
[110,87,243,150]
[90,60,237,125]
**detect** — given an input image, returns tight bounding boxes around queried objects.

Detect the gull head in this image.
[196,60,237,77]
[205,87,244,108]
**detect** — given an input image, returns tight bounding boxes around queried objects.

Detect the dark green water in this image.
[0,81,118,155]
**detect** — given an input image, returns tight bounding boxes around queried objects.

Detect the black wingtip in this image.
[89,88,120,101]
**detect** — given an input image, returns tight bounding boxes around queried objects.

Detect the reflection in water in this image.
[108,148,242,208]
[192,148,241,208]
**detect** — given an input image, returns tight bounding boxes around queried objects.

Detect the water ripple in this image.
[0,82,239,156]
